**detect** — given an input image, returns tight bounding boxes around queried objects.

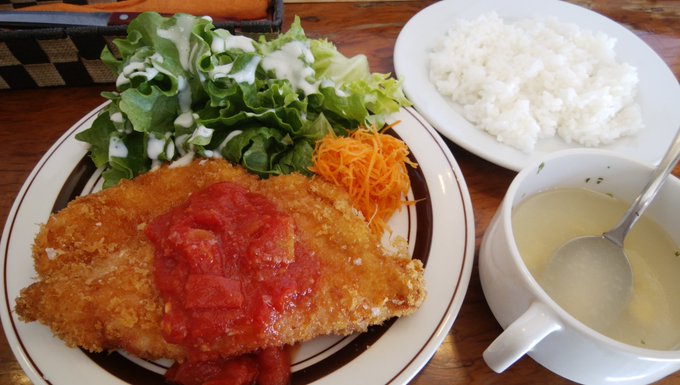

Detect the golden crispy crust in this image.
[15,159,425,361]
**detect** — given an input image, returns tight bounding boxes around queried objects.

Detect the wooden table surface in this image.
[1,1,679,384]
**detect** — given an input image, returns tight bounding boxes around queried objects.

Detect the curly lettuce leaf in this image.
[311,38,371,84]
[75,111,117,168]
[77,13,410,187]
[105,131,147,189]
[75,110,148,187]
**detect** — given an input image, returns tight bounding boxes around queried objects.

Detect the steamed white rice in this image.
[428,13,643,152]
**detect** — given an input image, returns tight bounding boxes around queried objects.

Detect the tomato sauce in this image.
[145,182,320,385]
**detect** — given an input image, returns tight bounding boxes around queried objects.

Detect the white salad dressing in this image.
[156,14,196,71]
[176,76,192,113]
[122,62,145,76]
[211,33,256,54]
[188,125,214,144]
[209,56,260,84]
[175,134,190,156]
[165,140,175,160]
[150,159,162,171]
[217,130,243,152]
[131,67,159,82]
[147,134,166,160]
[173,76,197,153]
[148,133,176,170]
[228,56,261,84]
[174,76,214,154]
[116,74,131,88]
[108,136,128,160]
[262,41,318,95]
[174,111,195,128]
[110,112,124,124]
[225,35,256,52]
[150,52,164,63]
[244,109,276,118]
[169,151,195,168]
[116,52,167,88]
[209,63,234,80]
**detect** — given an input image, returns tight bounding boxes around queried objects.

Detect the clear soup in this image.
[512,187,680,350]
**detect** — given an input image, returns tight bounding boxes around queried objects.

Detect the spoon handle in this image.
[605,126,680,246]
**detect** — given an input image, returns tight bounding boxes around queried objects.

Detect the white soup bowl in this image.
[479,148,680,384]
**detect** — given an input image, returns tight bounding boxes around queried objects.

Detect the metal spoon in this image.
[539,127,680,333]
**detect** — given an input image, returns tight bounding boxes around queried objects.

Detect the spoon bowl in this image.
[539,235,632,332]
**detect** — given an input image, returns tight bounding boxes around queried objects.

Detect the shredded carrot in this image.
[310,122,417,235]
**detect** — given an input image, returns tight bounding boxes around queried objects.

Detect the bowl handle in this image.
[483,301,562,373]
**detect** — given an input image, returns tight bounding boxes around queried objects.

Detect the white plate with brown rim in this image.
[0,104,475,385]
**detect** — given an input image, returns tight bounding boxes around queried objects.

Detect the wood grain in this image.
[0,1,679,384]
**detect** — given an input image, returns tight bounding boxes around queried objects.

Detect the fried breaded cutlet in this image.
[15,159,425,362]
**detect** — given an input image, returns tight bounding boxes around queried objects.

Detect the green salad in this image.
[76,12,410,188]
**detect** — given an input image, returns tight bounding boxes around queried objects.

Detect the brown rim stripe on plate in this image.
[83,350,168,385]
[51,156,98,213]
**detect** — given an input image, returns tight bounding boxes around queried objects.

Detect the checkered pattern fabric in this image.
[0,29,122,89]
[0,0,282,89]
[0,0,121,89]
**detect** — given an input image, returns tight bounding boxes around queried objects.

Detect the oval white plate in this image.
[394,0,680,171]
[1,105,475,385]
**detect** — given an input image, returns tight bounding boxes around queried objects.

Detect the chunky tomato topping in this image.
[145,182,319,385]
[164,347,290,385]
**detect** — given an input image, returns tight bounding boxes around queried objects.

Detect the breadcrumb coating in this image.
[15,159,425,361]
